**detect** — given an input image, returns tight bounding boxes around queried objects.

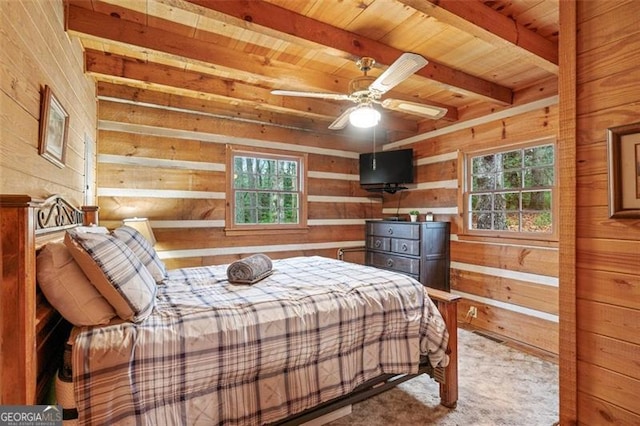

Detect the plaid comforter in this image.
[72,256,449,425]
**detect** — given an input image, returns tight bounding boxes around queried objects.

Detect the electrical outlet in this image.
[468,306,478,319]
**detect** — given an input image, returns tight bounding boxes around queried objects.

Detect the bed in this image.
[0,194,460,425]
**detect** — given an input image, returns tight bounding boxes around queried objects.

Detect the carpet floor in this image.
[327,328,559,426]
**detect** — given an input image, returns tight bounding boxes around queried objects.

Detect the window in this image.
[465,141,556,239]
[226,145,307,234]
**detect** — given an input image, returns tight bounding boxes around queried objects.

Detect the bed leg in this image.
[427,288,460,409]
[438,298,458,408]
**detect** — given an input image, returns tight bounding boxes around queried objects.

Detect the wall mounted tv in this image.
[359,148,414,193]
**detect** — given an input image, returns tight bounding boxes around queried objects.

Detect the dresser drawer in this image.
[368,222,419,239]
[366,236,390,251]
[366,252,420,276]
[391,238,420,256]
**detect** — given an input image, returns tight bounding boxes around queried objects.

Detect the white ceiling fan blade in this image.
[328,106,358,130]
[381,98,447,119]
[369,53,428,95]
[271,89,351,101]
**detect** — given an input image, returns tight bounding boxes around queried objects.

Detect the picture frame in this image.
[38,85,69,168]
[607,121,640,218]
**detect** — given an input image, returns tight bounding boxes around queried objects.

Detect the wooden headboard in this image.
[0,194,98,404]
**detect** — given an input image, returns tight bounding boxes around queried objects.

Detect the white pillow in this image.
[65,230,156,323]
[36,242,116,326]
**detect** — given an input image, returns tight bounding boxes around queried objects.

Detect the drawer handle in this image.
[401,243,408,252]
[386,259,394,268]
[387,227,394,235]
[375,240,382,248]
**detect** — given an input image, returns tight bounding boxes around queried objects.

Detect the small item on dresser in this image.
[425,212,434,221]
[227,253,273,284]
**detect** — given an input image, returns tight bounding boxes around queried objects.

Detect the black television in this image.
[359,148,414,192]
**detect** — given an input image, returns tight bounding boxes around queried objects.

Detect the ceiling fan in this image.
[271,52,447,130]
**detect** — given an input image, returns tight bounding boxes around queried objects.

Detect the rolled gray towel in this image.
[226,253,273,284]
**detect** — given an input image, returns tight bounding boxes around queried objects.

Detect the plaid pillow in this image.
[65,229,156,322]
[112,225,167,283]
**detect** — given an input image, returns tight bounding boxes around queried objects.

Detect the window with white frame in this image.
[465,141,556,237]
[226,146,307,232]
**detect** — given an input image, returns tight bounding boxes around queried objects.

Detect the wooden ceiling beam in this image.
[67,5,446,132]
[84,49,419,134]
[188,0,513,105]
[398,0,559,74]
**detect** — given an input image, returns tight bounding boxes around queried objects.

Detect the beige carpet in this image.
[327,328,559,426]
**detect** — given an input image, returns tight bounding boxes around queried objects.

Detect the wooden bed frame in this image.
[0,194,459,417]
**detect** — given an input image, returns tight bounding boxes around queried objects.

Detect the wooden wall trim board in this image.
[157,240,365,260]
[454,289,558,322]
[384,95,559,150]
[382,207,458,216]
[452,260,558,287]
[98,120,361,159]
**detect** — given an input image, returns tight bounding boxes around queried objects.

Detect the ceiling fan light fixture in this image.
[349,105,381,128]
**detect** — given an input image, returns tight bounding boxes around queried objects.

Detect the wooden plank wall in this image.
[574,2,640,424]
[95,83,381,269]
[0,1,96,202]
[0,1,95,403]
[383,100,560,355]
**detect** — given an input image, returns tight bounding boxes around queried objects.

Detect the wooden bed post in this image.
[427,288,461,408]
[81,205,99,226]
[1,195,39,404]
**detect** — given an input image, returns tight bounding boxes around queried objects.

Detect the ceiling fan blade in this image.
[381,98,447,119]
[368,53,428,95]
[328,106,358,130]
[271,89,351,101]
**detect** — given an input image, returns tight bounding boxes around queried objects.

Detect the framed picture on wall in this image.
[38,85,69,168]
[607,121,640,218]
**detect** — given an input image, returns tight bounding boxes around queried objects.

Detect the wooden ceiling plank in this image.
[85,49,419,133]
[187,0,513,105]
[96,81,341,134]
[397,0,558,74]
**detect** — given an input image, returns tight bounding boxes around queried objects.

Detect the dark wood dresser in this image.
[365,220,451,291]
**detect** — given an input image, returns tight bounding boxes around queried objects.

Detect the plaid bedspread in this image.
[72,256,449,425]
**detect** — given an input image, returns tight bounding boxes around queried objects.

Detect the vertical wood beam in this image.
[1,195,38,404]
[558,0,578,423]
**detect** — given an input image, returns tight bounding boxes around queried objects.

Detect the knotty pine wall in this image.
[95,83,382,270]
[573,1,640,423]
[383,99,560,355]
[0,1,96,203]
[1,0,96,402]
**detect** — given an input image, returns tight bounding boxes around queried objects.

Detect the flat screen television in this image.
[359,148,414,192]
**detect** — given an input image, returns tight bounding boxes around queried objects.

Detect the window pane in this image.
[523,211,552,232]
[505,212,520,231]
[473,155,496,173]
[471,212,493,230]
[493,212,508,230]
[500,170,521,189]
[522,190,551,210]
[502,151,522,170]
[524,166,554,187]
[500,192,520,211]
[470,193,492,211]
[524,145,554,167]
[473,174,495,191]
